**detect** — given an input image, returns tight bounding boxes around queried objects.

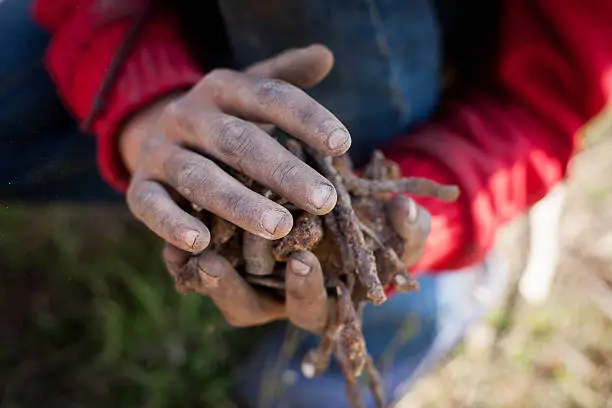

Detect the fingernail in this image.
[310,183,335,210]
[262,210,289,236]
[197,262,221,278]
[194,255,222,278]
[326,128,350,151]
[290,258,312,276]
[405,198,418,223]
[183,230,201,249]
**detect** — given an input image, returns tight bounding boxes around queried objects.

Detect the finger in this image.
[247,45,334,135]
[245,44,334,89]
[162,243,191,278]
[126,178,210,252]
[192,69,351,156]
[162,147,294,239]
[285,251,329,333]
[162,109,337,214]
[387,195,431,265]
[195,250,285,327]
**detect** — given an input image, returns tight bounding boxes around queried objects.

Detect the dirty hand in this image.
[387,195,432,268]
[119,45,350,253]
[164,244,330,333]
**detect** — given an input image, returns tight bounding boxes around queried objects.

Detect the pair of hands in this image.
[119,45,431,333]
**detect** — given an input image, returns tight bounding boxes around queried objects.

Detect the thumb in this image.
[387,195,431,266]
[245,44,334,88]
[285,251,329,333]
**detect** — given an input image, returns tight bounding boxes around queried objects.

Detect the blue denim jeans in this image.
[1,2,507,407]
[234,256,508,408]
[2,0,444,199]
[0,0,121,202]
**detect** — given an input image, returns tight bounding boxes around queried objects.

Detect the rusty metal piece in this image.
[273,212,324,261]
[345,177,460,202]
[373,247,402,287]
[243,232,276,276]
[337,282,367,379]
[312,153,386,305]
[211,217,237,247]
[392,271,420,293]
[173,257,204,295]
[361,150,387,180]
[178,144,460,408]
[301,313,342,378]
[335,344,366,408]
[365,354,386,408]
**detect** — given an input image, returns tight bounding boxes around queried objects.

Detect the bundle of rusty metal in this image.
[171,138,459,408]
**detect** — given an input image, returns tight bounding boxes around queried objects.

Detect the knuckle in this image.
[253,78,293,107]
[161,100,182,120]
[269,160,302,190]
[139,138,169,168]
[138,187,159,210]
[174,160,208,196]
[213,118,257,162]
[160,101,197,140]
[140,137,161,156]
[294,100,319,126]
[159,101,182,129]
[204,68,235,87]
[221,190,252,218]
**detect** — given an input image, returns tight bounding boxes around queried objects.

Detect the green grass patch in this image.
[0,205,255,408]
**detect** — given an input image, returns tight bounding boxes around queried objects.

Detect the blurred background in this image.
[1,132,612,408]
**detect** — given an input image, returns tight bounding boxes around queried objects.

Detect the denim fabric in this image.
[217,0,442,166]
[0,0,444,200]
[0,0,121,202]
[234,255,508,408]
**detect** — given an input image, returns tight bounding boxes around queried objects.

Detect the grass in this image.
[0,205,254,408]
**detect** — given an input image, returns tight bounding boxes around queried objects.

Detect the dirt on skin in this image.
[172,137,459,408]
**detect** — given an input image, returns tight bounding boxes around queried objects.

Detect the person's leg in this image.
[0,0,121,203]
[234,254,509,408]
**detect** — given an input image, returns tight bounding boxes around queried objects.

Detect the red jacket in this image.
[32,0,612,273]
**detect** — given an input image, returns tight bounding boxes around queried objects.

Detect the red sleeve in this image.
[32,0,204,191]
[385,0,612,274]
